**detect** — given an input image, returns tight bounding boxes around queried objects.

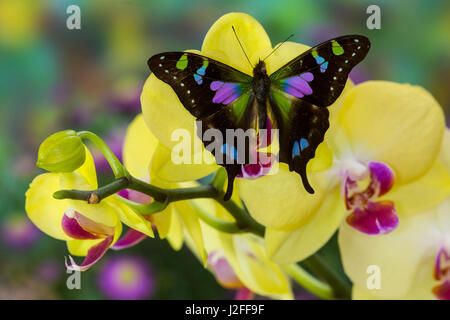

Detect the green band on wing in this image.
[331,40,344,55]
[176,53,188,70]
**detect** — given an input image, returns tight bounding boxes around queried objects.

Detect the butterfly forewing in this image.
[148,52,252,118]
[270,35,370,107]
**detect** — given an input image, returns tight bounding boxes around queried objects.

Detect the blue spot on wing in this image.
[222,143,238,161]
[314,56,325,64]
[320,61,328,73]
[194,74,203,84]
[194,66,207,84]
[292,141,300,158]
[300,138,309,151]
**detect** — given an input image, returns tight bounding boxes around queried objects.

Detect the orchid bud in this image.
[36,130,85,172]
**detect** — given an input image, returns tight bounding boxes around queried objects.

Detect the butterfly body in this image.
[251,60,271,130]
[148,35,370,200]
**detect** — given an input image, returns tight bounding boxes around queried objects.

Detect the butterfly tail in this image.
[223,166,241,201]
[289,160,315,194]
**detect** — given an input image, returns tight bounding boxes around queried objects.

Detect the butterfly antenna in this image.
[232,26,253,68]
[262,34,294,62]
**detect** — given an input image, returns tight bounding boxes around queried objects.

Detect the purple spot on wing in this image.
[284,86,304,98]
[300,72,314,81]
[212,83,241,104]
[222,92,241,104]
[284,72,312,98]
[210,81,224,90]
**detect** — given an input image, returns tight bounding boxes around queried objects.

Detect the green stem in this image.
[166,184,218,202]
[127,176,169,203]
[53,177,130,203]
[283,264,334,300]
[216,195,265,237]
[189,201,243,234]
[77,131,127,178]
[115,195,169,215]
[302,254,351,299]
[210,167,227,191]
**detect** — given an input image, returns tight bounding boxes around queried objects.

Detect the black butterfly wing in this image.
[270,35,370,106]
[268,89,329,193]
[269,35,370,193]
[148,52,255,200]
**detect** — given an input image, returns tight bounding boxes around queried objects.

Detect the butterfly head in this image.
[253,60,267,78]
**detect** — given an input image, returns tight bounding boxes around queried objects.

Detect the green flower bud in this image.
[36,130,86,172]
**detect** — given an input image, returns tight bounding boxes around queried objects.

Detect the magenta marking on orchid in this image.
[62,213,100,240]
[433,247,450,300]
[235,287,254,300]
[346,201,398,235]
[237,153,276,180]
[207,252,243,289]
[112,229,147,250]
[368,161,395,197]
[344,161,398,235]
[65,235,114,272]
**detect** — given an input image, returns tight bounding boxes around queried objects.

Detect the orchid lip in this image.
[342,161,398,235]
[62,209,115,239]
[65,235,114,272]
[433,247,450,300]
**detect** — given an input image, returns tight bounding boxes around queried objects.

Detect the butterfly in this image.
[148,33,370,201]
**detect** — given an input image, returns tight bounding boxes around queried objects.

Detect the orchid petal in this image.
[337,81,445,184]
[123,113,159,179]
[25,173,71,241]
[201,13,272,75]
[339,210,441,298]
[238,163,332,230]
[61,212,101,240]
[112,228,147,250]
[265,188,345,264]
[65,235,114,272]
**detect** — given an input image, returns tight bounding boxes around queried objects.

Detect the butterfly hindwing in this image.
[270,35,370,107]
[269,88,329,193]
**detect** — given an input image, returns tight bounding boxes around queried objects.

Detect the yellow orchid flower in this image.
[139,12,346,261]
[258,81,448,265]
[123,113,294,299]
[339,129,450,300]
[185,197,293,299]
[25,146,154,271]
[122,114,208,262]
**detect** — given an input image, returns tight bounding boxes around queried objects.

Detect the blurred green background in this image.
[0,0,448,299]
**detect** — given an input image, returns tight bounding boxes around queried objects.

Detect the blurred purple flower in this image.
[98,256,156,300]
[108,79,143,113]
[1,215,40,249]
[36,260,62,283]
